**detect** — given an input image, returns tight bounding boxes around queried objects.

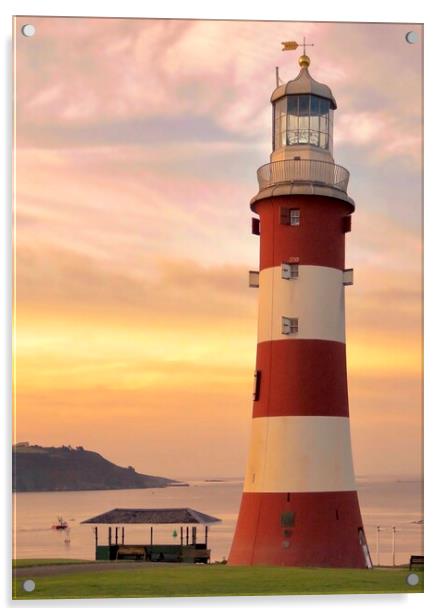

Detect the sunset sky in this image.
[13,17,423,479]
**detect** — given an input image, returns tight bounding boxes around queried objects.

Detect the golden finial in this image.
[298,54,311,68]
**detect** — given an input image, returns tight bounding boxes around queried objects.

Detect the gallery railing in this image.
[256,159,350,193]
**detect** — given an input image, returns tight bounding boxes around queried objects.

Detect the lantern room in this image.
[270,54,337,164]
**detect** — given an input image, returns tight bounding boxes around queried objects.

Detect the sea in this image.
[13,476,423,566]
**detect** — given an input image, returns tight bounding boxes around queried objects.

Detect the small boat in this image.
[52,516,69,530]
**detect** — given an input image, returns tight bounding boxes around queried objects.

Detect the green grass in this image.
[13,559,93,568]
[12,564,423,599]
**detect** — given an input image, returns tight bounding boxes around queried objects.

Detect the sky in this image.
[13,17,423,479]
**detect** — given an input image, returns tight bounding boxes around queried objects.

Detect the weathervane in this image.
[276,37,314,85]
[281,36,314,54]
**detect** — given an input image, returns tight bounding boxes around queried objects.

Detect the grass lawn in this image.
[13,559,93,568]
[12,563,423,599]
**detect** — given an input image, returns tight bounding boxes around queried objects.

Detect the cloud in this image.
[15,18,422,175]
[17,115,252,149]
[16,18,317,130]
[13,17,423,478]
[335,111,421,166]
[15,146,259,273]
[16,242,257,321]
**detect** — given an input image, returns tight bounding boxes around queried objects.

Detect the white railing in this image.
[257,159,350,193]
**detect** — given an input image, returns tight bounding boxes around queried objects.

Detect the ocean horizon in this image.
[14,474,423,566]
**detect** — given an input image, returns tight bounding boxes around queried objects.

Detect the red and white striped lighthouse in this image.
[229,48,372,568]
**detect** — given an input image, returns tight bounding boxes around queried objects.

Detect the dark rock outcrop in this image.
[12,444,184,492]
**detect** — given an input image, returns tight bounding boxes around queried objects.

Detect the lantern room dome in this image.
[271,57,337,110]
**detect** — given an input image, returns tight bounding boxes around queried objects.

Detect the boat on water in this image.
[51,515,68,530]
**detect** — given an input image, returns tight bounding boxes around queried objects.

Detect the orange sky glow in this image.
[13,17,422,479]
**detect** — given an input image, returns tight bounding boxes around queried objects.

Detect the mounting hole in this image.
[21,24,36,37]
[23,579,35,592]
[405,31,417,44]
[406,572,419,586]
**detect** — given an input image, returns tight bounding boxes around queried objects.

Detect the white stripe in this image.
[257,265,345,344]
[244,416,356,493]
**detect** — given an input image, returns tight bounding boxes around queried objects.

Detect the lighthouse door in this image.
[358,528,373,569]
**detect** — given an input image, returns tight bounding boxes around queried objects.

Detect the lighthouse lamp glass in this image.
[273,94,332,152]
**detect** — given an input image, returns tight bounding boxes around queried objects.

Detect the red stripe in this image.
[255,195,352,271]
[254,339,349,418]
[229,491,369,568]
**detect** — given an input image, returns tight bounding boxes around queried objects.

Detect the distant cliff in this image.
[12,444,185,492]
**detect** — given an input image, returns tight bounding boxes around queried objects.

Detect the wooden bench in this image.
[113,543,210,563]
[409,555,424,570]
[116,545,146,560]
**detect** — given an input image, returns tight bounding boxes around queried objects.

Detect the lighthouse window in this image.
[281,511,295,527]
[248,270,260,288]
[290,209,300,226]
[310,96,320,129]
[253,370,261,401]
[282,317,298,335]
[273,94,332,151]
[280,207,300,226]
[274,98,287,147]
[343,269,354,286]
[281,262,299,279]
[298,95,309,144]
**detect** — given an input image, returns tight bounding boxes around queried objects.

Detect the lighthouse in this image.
[229,44,372,568]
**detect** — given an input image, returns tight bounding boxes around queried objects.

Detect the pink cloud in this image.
[15,18,422,174]
[15,146,258,275]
